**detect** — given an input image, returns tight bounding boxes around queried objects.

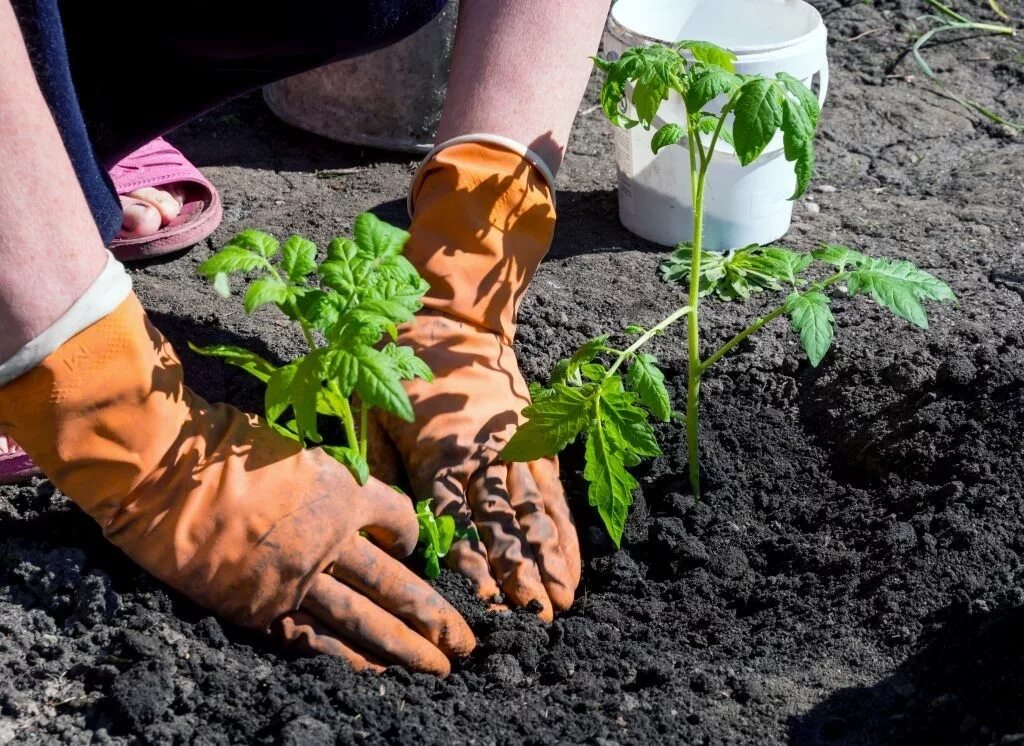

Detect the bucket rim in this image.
[607,0,825,56]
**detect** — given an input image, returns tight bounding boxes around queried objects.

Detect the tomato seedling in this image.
[501,42,955,546]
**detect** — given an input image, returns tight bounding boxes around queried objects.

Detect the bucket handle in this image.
[816,63,829,108]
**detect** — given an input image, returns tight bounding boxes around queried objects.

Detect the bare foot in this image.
[118,185,187,239]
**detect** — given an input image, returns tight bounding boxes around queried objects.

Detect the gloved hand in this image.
[376,139,582,621]
[0,290,475,675]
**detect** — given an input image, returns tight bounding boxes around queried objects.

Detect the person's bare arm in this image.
[0,0,107,363]
[437,0,612,174]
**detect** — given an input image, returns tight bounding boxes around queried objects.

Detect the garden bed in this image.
[3,1,1024,742]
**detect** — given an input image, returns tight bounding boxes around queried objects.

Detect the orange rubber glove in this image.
[0,294,475,675]
[376,138,582,621]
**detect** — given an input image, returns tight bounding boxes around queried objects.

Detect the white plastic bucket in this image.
[603,0,829,250]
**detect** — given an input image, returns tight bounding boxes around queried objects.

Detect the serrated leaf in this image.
[322,445,370,485]
[321,348,360,396]
[685,67,742,114]
[318,259,356,295]
[382,343,434,382]
[732,78,784,166]
[327,237,357,262]
[357,297,414,325]
[502,384,595,462]
[675,40,737,71]
[198,247,264,279]
[624,324,647,335]
[580,363,608,382]
[781,96,815,199]
[232,229,279,258]
[847,258,955,328]
[598,383,662,461]
[281,235,318,282]
[812,245,869,272]
[627,354,672,422]
[292,354,325,443]
[244,277,290,314]
[187,343,276,383]
[776,72,820,128]
[759,247,814,285]
[265,362,299,425]
[295,290,341,330]
[633,77,669,128]
[584,424,636,549]
[785,291,834,366]
[651,123,685,154]
[353,212,409,260]
[352,345,413,422]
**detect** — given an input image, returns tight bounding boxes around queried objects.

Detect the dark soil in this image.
[4,1,1024,743]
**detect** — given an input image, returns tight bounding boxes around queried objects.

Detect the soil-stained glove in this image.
[375,137,582,621]
[0,262,475,675]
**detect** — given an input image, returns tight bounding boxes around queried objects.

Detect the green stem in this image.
[264,260,319,350]
[700,306,787,373]
[359,403,369,459]
[329,384,359,452]
[606,305,692,377]
[686,128,705,499]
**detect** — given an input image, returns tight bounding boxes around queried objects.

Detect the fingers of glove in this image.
[428,472,502,603]
[467,464,553,622]
[508,461,576,613]
[357,477,420,558]
[529,457,583,590]
[275,610,386,673]
[330,537,476,659]
[302,574,453,676]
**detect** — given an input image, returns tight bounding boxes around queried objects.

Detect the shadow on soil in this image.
[791,605,1024,745]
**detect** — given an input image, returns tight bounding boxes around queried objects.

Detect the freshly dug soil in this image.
[3,1,1024,743]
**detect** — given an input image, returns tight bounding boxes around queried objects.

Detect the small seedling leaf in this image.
[383,343,434,382]
[732,78,784,166]
[651,123,685,154]
[502,384,594,462]
[780,96,815,199]
[626,354,672,422]
[785,291,834,366]
[281,235,318,282]
[232,229,280,259]
[584,422,637,549]
[198,247,264,279]
[244,277,291,314]
[354,212,409,261]
[322,445,370,485]
[684,67,742,114]
[812,245,869,272]
[187,342,276,383]
[352,345,414,422]
[675,40,737,71]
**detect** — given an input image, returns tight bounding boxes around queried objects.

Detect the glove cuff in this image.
[0,252,132,388]
[404,136,557,343]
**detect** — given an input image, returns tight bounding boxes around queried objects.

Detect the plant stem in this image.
[264,260,319,350]
[606,305,692,377]
[700,306,787,372]
[330,384,359,452]
[359,403,368,459]
[685,125,705,499]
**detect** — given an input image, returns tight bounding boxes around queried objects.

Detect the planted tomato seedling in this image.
[192,213,452,573]
[502,42,956,546]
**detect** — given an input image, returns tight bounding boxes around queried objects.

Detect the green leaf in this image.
[243,277,290,314]
[675,40,737,71]
[684,67,742,114]
[812,245,869,272]
[321,347,360,396]
[416,500,459,580]
[785,291,834,366]
[352,345,413,422]
[281,235,318,282]
[501,384,595,462]
[382,343,434,382]
[197,247,264,279]
[651,123,685,154]
[322,445,370,485]
[212,273,231,298]
[626,354,672,422]
[732,78,784,166]
[624,324,647,335]
[187,342,276,383]
[598,386,662,463]
[327,237,357,262]
[781,96,815,199]
[759,247,814,285]
[232,229,280,259]
[632,77,669,128]
[776,72,820,128]
[550,336,608,386]
[292,354,325,443]
[584,423,637,549]
[847,258,955,329]
[356,297,414,325]
[353,212,409,261]
[294,290,341,331]
[661,243,790,300]
[265,362,299,425]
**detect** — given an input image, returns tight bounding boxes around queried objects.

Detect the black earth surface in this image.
[3,1,1024,743]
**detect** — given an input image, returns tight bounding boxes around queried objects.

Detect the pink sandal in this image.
[0,139,223,485]
[0,434,39,485]
[108,137,223,261]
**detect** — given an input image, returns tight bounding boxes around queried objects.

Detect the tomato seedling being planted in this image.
[501,42,956,547]
[192,213,454,573]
